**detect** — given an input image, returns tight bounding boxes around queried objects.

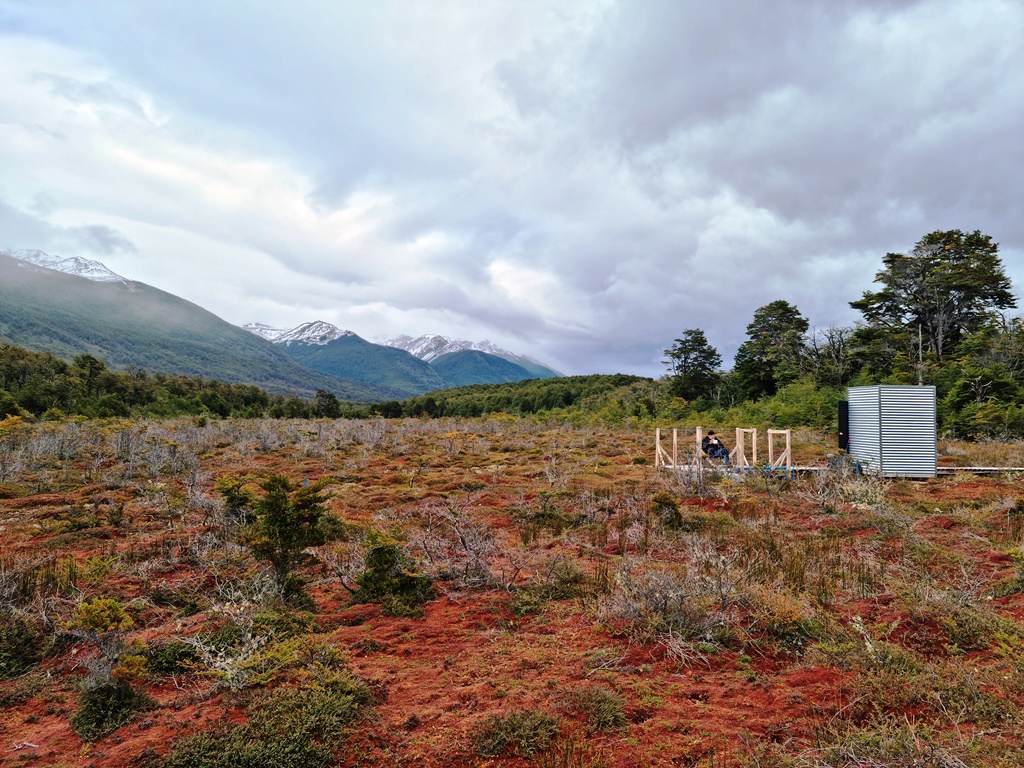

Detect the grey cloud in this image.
[61,225,138,256]
[0,199,137,258]
[2,0,1021,376]
[36,73,148,118]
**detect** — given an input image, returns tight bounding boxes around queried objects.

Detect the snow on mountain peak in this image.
[4,248,128,284]
[240,322,288,341]
[382,334,507,362]
[272,321,356,346]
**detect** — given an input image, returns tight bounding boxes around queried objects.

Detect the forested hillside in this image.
[0,253,377,399]
[0,345,361,420]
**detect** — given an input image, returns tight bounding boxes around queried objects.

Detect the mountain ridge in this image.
[0,250,380,399]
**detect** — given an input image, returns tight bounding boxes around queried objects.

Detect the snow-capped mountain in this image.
[240,322,289,341]
[383,334,561,376]
[384,334,514,363]
[239,323,562,380]
[3,248,129,284]
[270,321,357,346]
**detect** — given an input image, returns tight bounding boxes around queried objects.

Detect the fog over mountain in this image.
[1,1,1021,376]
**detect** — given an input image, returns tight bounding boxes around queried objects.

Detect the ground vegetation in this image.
[0,414,1022,766]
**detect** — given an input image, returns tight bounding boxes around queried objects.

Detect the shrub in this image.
[569,686,626,732]
[0,612,44,679]
[161,678,369,768]
[507,556,591,616]
[246,475,329,597]
[471,709,560,758]
[67,597,144,684]
[70,680,154,741]
[146,640,198,676]
[351,532,433,618]
[534,733,609,768]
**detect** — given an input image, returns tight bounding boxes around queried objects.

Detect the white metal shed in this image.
[847,385,936,477]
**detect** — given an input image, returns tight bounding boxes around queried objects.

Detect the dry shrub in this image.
[567,685,626,732]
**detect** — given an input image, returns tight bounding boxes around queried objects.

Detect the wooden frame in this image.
[767,429,792,472]
[656,426,793,473]
[729,428,757,468]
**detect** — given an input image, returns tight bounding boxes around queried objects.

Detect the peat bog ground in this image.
[1,416,1023,767]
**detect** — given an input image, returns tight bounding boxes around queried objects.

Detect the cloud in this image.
[0,0,1021,377]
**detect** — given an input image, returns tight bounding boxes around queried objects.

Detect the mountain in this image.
[3,248,129,284]
[430,349,536,387]
[274,321,356,346]
[272,325,448,399]
[383,334,562,378]
[240,322,288,341]
[0,251,381,399]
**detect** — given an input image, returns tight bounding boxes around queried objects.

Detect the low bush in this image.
[507,557,592,616]
[569,686,626,732]
[0,612,45,679]
[351,533,434,618]
[471,709,560,758]
[146,640,198,676]
[161,676,370,768]
[70,680,154,741]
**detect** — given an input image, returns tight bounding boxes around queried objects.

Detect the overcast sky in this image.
[1,1,1021,377]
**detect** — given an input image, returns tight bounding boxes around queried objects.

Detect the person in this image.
[701,431,729,462]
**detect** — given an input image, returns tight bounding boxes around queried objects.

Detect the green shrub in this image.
[161,678,369,768]
[146,641,198,676]
[254,606,316,640]
[0,613,45,679]
[351,533,433,618]
[534,734,610,768]
[507,557,591,616]
[569,686,626,732]
[471,709,560,758]
[70,681,154,741]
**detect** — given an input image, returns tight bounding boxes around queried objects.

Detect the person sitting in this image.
[701,431,729,462]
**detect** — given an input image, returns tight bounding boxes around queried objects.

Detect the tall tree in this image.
[662,329,721,401]
[850,230,1016,363]
[733,300,809,399]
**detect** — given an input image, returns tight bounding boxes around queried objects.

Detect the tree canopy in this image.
[663,329,721,401]
[850,229,1016,363]
[733,300,809,399]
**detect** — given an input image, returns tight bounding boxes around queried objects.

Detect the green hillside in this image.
[500,356,561,379]
[0,254,378,399]
[279,334,449,398]
[429,349,535,386]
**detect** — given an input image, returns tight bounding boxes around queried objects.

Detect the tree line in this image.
[0,345,360,421]
[663,229,1024,438]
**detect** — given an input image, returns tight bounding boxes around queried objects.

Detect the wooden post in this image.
[655,428,661,468]
[672,428,678,469]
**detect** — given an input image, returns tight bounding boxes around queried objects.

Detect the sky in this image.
[1,0,1022,378]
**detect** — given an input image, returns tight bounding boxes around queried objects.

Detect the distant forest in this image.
[2,229,1022,439]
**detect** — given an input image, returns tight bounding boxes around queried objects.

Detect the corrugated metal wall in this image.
[848,387,881,470]
[847,385,936,477]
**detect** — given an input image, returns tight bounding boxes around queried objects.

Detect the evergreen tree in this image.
[850,230,1016,363]
[248,475,328,595]
[662,329,721,400]
[733,300,809,399]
